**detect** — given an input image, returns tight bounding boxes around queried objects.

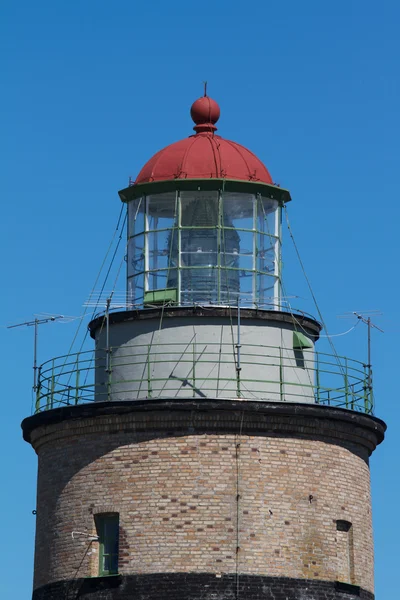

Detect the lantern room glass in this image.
[127,190,281,309]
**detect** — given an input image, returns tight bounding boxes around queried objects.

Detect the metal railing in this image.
[34,343,373,415]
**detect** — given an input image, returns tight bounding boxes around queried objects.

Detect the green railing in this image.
[34,343,374,415]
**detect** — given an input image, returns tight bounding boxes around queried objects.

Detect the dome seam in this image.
[178,135,199,179]
[223,138,258,181]
[224,139,272,182]
[205,134,222,178]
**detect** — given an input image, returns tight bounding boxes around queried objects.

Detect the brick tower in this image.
[22,94,385,600]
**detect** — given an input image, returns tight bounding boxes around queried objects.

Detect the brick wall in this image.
[23,401,385,595]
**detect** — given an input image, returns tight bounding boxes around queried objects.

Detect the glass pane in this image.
[148,269,177,291]
[180,229,218,266]
[148,230,176,271]
[128,275,144,306]
[221,229,254,267]
[220,227,238,265]
[128,197,145,237]
[257,197,278,236]
[128,235,145,277]
[257,235,277,274]
[180,191,219,227]
[166,269,178,290]
[257,273,278,306]
[147,192,177,230]
[220,248,239,270]
[238,255,253,270]
[103,554,111,572]
[238,271,254,305]
[223,193,255,230]
[219,268,241,304]
[181,268,218,304]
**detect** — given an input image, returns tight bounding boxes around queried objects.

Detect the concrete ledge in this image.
[88,306,322,339]
[22,399,386,458]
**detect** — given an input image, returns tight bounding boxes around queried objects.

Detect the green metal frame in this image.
[144,288,177,305]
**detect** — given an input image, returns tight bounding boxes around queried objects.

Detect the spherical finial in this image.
[190,95,220,134]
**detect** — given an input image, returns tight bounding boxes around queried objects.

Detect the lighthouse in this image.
[22,94,385,600]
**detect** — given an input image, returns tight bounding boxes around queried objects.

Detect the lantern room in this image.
[119,95,291,309]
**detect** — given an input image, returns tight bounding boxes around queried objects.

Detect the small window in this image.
[336,519,352,532]
[95,513,119,576]
[336,519,354,584]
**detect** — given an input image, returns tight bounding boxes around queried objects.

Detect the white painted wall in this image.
[94,315,316,404]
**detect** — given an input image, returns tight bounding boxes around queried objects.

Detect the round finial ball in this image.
[190,96,220,125]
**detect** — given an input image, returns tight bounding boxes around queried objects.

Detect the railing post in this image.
[344,357,349,409]
[74,353,80,405]
[147,345,152,398]
[35,365,42,413]
[369,366,373,413]
[279,346,284,402]
[49,359,55,410]
[107,349,113,402]
[75,369,80,405]
[193,341,196,398]
[362,364,368,413]
[315,352,320,404]
[363,363,373,413]
[236,300,241,398]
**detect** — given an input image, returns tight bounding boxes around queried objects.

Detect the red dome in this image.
[135,96,273,185]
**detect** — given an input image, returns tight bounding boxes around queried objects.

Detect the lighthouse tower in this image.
[22,95,385,600]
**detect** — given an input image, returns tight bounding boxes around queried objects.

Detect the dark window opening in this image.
[336,519,352,532]
[95,513,119,576]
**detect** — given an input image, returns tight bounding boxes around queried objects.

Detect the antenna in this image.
[7,315,64,392]
[83,290,140,313]
[338,311,384,392]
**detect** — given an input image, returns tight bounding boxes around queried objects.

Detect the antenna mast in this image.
[353,312,384,391]
[7,315,64,392]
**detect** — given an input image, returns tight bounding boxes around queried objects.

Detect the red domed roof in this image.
[135,95,273,185]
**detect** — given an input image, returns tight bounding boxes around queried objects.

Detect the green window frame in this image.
[95,513,119,576]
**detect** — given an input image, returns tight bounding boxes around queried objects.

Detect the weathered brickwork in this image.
[22,401,385,595]
[32,573,374,600]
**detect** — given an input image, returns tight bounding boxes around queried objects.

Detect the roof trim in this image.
[118,178,292,203]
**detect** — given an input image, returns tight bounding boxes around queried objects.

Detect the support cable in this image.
[51,206,126,399]
[283,205,346,377]
[80,211,129,393]
[63,539,94,599]
[260,198,314,393]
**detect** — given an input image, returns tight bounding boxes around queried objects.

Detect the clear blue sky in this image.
[1,1,399,597]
